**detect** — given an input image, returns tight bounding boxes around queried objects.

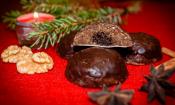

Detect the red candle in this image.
[16,12,55,46]
[17,12,55,23]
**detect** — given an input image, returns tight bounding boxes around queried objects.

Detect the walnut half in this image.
[1,45,54,75]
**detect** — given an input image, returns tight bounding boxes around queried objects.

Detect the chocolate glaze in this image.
[57,32,76,59]
[66,47,128,88]
[126,32,162,65]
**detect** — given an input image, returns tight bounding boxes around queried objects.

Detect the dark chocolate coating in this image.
[66,47,128,88]
[57,32,76,58]
[126,32,162,65]
[57,32,91,59]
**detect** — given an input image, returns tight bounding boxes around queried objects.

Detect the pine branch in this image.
[21,0,71,15]
[20,0,69,12]
[2,0,141,29]
[2,10,22,29]
[34,4,72,16]
[28,7,123,49]
[2,0,141,49]
[29,16,83,49]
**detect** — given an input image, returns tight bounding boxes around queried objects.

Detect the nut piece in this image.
[32,52,54,70]
[1,45,21,63]
[32,52,50,63]
[1,45,33,63]
[17,46,33,61]
[16,52,54,75]
[1,45,54,75]
[16,59,48,74]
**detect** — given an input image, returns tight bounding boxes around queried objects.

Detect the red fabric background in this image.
[0,2,175,105]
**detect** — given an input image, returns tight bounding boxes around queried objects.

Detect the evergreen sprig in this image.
[29,16,83,49]
[20,0,69,12]
[2,0,141,49]
[2,10,22,29]
[21,0,71,16]
[29,7,122,49]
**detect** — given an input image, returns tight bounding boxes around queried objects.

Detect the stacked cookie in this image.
[57,23,162,88]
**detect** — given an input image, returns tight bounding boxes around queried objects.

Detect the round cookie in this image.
[65,47,128,88]
[126,32,162,65]
[73,23,133,47]
[57,23,133,59]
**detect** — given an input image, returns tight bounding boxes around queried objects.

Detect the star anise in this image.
[140,64,175,104]
[88,83,134,105]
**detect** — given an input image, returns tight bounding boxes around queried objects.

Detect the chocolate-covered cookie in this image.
[57,23,133,59]
[57,32,76,58]
[126,32,162,65]
[66,47,128,88]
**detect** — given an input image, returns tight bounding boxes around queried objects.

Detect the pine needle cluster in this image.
[2,0,141,49]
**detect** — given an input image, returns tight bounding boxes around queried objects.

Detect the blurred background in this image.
[0,0,175,20]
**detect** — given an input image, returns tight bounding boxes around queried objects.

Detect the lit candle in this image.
[16,12,55,46]
[33,12,39,22]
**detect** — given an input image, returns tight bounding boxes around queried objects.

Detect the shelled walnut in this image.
[32,52,54,70]
[1,45,54,75]
[1,45,21,63]
[1,45,33,63]
[17,52,54,74]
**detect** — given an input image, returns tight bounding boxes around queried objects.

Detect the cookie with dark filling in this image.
[126,32,162,65]
[65,47,128,88]
[73,23,133,47]
[57,23,133,59]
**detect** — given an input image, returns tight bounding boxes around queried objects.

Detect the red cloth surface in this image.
[0,2,175,105]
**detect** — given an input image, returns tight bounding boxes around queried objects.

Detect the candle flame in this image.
[34,12,39,19]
